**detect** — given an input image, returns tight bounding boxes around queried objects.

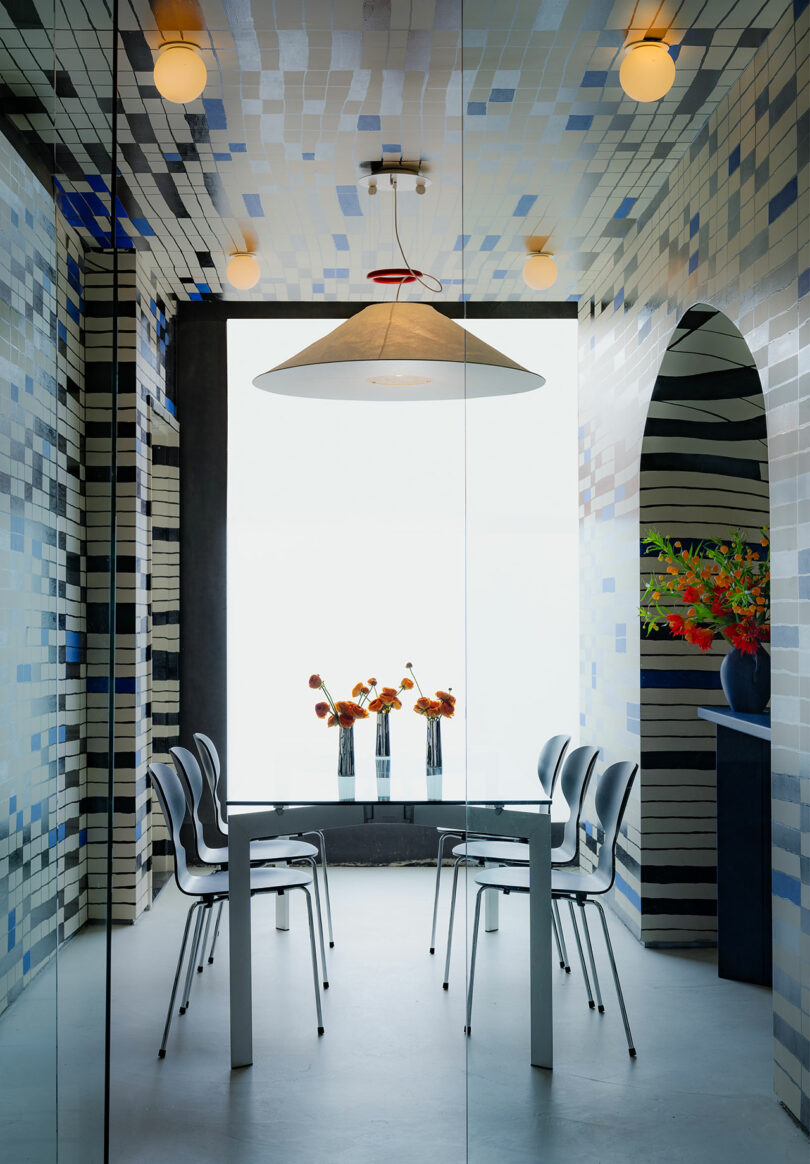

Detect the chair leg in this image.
[464,886,486,1035]
[197,902,214,973]
[430,831,462,954]
[551,900,565,968]
[443,856,469,989]
[314,830,335,948]
[179,905,206,1015]
[566,897,594,1009]
[206,900,224,965]
[552,897,570,971]
[590,899,636,1056]
[306,857,329,988]
[298,887,324,1035]
[160,901,200,1057]
[577,900,604,1012]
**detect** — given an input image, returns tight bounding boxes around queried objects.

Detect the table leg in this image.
[529,816,553,1068]
[229,816,254,1068]
[484,862,500,931]
[275,862,290,930]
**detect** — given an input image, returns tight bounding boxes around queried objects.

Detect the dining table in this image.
[226,770,553,1071]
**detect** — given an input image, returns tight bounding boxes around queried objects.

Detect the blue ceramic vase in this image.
[719,645,770,714]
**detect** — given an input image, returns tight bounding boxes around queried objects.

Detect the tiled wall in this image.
[577,4,808,1128]
[0,127,89,1015]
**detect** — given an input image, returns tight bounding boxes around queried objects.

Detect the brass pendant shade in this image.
[252,303,545,401]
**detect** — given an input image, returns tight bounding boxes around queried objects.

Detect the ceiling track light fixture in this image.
[153,39,207,104]
[522,251,558,291]
[253,162,544,402]
[226,252,260,290]
[619,38,676,102]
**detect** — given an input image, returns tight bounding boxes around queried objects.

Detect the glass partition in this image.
[0,2,115,1159]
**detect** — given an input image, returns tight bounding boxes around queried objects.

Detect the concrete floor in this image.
[1,867,807,1163]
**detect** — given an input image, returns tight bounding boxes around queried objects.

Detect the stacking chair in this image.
[194,731,336,950]
[442,744,599,989]
[148,762,324,1059]
[170,746,329,989]
[428,733,570,954]
[464,760,639,1056]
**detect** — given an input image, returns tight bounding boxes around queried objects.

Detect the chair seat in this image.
[473,864,614,897]
[179,865,311,899]
[551,867,612,897]
[473,866,530,893]
[249,838,318,863]
[452,827,565,865]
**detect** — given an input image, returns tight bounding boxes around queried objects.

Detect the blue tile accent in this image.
[768,177,797,224]
[492,270,507,278]
[489,88,514,102]
[130,217,155,236]
[689,251,699,274]
[689,212,700,237]
[599,503,615,520]
[480,235,500,251]
[728,145,741,174]
[615,873,641,911]
[773,870,801,905]
[336,186,363,216]
[669,45,681,61]
[195,283,211,294]
[202,98,227,130]
[23,953,30,974]
[312,282,324,293]
[163,152,182,162]
[229,143,247,152]
[86,676,110,694]
[382,143,401,153]
[115,677,137,694]
[357,114,381,130]
[602,577,615,592]
[48,828,58,848]
[15,812,22,832]
[332,234,349,251]
[640,670,723,689]
[579,712,586,726]
[614,197,637,218]
[772,625,799,648]
[213,152,232,162]
[613,286,624,310]
[512,194,537,217]
[582,70,607,86]
[453,235,470,251]
[84,173,107,192]
[243,193,264,217]
[467,102,486,116]
[566,114,593,131]
[8,909,15,930]
[323,268,349,278]
[798,268,809,298]
[79,828,87,847]
[9,797,16,815]
[17,664,31,682]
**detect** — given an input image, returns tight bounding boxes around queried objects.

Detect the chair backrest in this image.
[593,761,639,887]
[193,732,228,839]
[536,734,571,799]
[148,762,201,896]
[170,746,224,866]
[554,744,600,864]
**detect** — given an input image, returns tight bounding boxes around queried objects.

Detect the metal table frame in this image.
[227,798,552,1070]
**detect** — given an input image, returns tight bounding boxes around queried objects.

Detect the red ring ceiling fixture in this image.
[366,267,423,284]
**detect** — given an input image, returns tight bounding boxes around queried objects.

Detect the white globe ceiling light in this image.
[153,41,207,104]
[226,252,261,290]
[522,252,558,291]
[253,302,545,401]
[619,40,676,102]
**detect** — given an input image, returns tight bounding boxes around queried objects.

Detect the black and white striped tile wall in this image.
[577,3,808,1129]
[639,306,768,945]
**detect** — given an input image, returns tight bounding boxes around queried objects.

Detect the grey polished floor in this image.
[102,867,808,1164]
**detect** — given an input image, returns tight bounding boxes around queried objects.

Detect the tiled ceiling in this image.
[0,0,790,303]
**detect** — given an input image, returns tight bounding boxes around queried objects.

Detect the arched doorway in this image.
[638,304,769,946]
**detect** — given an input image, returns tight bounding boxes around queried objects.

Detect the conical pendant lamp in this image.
[252,302,544,401]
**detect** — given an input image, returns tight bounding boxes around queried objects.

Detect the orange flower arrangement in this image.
[406,663,455,719]
[309,674,371,728]
[367,675,414,714]
[639,528,770,655]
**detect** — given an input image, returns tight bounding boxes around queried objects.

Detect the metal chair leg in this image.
[159,900,200,1058]
[197,902,214,972]
[430,831,462,954]
[577,899,604,1012]
[443,855,470,989]
[552,897,570,971]
[179,905,206,1015]
[464,886,486,1035]
[297,887,324,1035]
[206,900,224,965]
[306,857,329,988]
[566,896,594,1008]
[551,900,565,968]
[314,830,335,947]
[590,899,636,1056]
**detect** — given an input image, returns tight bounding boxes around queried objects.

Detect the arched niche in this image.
[638,304,769,946]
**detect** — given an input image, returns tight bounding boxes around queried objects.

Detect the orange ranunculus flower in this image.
[435,691,455,705]
[352,682,367,698]
[309,674,322,689]
[391,697,402,710]
[327,714,337,727]
[760,537,768,547]
[347,702,368,719]
[380,692,395,707]
[428,700,443,716]
[335,701,349,714]
[405,662,413,669]
[368,677,377,686]
[720,545,729,554]
[401,677,414,689]
[368,697,383,712]
[380,686,398,696]
[439,702,455,718]
[315,701,330,719]
[338,713,354,729]
[414,697,431,715]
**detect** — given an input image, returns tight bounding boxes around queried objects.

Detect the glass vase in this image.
[375,711,391,800]
[426,717,442,800]
[337,724,355,800]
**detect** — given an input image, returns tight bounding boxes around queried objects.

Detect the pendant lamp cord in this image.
[392,179,442,301]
